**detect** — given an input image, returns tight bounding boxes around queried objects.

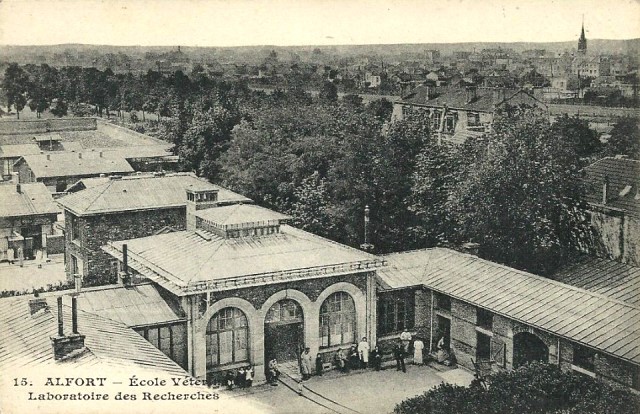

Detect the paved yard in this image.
[237,364,474,414]
[0,254,68,294]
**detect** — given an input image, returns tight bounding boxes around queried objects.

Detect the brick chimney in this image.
[461,242,480,256]
[51,296,85,360]
[28,294,49,315]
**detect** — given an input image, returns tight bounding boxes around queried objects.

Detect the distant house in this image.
[14,151,135,193]
[392,86,547,144]
[584,157,640,266]
[0,182,60,262]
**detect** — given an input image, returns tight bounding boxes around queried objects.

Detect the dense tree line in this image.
[3,63,636,275]
[394,362,640,414]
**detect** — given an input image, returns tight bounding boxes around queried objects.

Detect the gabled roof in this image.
[584,157,640,217]
[33,133,62,142]
[0,143,41,158]
[103,224,384,295]
[399,87,545,113]
[195,204,291,227]
[57,173,252,216]
[552,256,640,306]
[0,293,187,375]
[0,182,59,218]
[77,283,185,328]
[17,152,134,179]
[378,248,640,365]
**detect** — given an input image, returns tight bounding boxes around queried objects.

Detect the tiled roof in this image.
[18,152,134,179]
[378,248,640,365]
[57,173,252,215]
[552,256,640,306]
[399,87,545,112]
[0,293,188,375]
[33,133,62,142]
[584,157,640,217]
[0,182,60,218]
[0,143,41,158]
[77,283,185,328]
[195,204,291,227]
[104,224,383,295]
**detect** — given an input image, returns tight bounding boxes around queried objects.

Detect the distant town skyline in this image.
[1,0,639,47]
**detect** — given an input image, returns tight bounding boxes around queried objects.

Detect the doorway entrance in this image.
[513,332,549,368]
[264,299,304,365]
[435,315,451,351]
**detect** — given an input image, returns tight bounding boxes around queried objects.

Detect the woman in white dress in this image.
[413,337,424,365]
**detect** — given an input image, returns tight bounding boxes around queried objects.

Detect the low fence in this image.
[0,118,97,135]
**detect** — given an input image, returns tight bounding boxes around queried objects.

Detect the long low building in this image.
[378,248,640,390]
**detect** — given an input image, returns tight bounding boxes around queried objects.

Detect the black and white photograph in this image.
[0,1,639,413]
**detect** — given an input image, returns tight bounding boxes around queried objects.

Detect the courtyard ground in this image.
[229,363,474,414]
[0,253,67,294]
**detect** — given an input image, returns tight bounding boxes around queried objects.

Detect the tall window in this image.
[206,307,249,369]
[377,292,415,336]
[319,292,356,348]
[137,323,187,369]
[70,215,81,241]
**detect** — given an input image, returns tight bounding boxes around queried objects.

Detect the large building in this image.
[56,173,251,286]
[392,86,546,144]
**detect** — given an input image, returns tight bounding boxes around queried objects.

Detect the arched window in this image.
[319,292,356,348]
[265,299,303,324]
[206,307,248,368]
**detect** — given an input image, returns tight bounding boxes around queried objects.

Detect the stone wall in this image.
[0,118,97,135]
[591,208,640,266]
[64,207,186,286]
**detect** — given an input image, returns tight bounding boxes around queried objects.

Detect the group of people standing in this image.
[223,365,254,390]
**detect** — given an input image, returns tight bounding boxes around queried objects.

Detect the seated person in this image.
[348,345,360,370]
[335,348,348,372]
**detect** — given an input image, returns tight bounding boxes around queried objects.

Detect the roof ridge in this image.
[83,180,117,213]
[427,248,640,311]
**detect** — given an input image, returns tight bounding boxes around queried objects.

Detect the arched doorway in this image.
[513,332,549,368]
[264,299,304,363]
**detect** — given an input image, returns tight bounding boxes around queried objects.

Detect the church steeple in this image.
[578,16,587,55]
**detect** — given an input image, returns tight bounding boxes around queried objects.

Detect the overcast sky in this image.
[1,0,639,47]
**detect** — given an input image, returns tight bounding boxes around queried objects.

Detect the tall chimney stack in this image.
[602,176,609,204]
[51,296,86,360]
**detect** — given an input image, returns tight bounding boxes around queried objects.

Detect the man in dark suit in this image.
[393,341,406,373]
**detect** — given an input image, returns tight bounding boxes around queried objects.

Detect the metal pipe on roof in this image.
[57,296,64,337]
[71,296,78,335]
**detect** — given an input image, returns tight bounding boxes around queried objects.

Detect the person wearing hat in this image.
[335,348,348,372]
[301,347,313,380]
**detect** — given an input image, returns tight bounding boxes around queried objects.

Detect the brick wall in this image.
[65,207,186,286]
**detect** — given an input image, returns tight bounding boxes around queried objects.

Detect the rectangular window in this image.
[468,112,480,126]
[377,292,415,336]
[434,293,451,312]
[573,344,595,372]
[477,308,493,330]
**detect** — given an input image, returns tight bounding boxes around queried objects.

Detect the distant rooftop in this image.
[0,143,41,158]
[17,151,135,179]
[399,86,546,112]
[0,182,59,218]
[378,248,640,365]
[58,172,252,215]
[584,157,640,217]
